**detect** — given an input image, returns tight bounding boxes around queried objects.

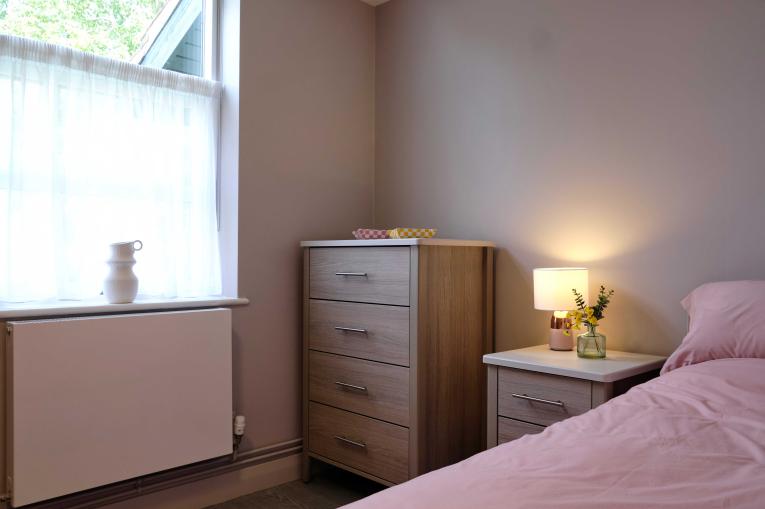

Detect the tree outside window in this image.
[0,0,204,76]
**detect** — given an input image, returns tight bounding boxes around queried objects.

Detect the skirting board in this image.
[15,440,302,509]
[102,454,301,509]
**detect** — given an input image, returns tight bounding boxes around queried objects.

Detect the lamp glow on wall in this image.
[533,268,589,351]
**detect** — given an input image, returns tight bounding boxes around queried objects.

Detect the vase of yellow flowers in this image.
[566,285,614,359]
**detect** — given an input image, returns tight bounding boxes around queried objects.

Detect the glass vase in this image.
[577,324,606,358]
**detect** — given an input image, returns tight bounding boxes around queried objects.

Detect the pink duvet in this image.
[343,358,765,509]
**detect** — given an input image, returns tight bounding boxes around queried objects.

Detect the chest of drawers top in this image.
[300,239,495,248]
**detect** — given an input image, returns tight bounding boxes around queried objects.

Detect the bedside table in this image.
[484,345,666,447]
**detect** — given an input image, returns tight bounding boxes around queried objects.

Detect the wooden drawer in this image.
[497,417,544,445]
[309,247,410,306]
[309,299,409,366]
[308,402,409,484]
[309,351,409,427]
[498,368,591,426]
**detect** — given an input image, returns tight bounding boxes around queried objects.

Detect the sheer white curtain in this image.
[0,35,222,302]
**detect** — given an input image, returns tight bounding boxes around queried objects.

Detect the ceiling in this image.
[360,0,390,5]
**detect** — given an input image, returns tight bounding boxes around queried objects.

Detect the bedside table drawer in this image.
[497,417,544,445]
[498,368,591,426]
[309,402,409,485]
[309,299,410,366]
[309,247,410,306]
[309,351,409,427]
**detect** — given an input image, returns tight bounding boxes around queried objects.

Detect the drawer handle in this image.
[334,326,368,334]
[335,381,368,392]
[335,272,368,277]
[334,435,367,449]
[511,393,565,407]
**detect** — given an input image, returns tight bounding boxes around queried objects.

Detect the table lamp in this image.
[533,267,589,351]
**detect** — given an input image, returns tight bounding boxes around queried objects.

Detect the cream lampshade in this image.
[533,268,589,351]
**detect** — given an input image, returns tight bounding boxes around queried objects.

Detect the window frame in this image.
[215,0,239,299]
[202,0,218,80]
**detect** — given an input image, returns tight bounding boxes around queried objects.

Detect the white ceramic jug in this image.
[104,240,142,304]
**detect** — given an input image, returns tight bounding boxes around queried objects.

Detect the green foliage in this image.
[571,285,615,320]
[567,284,615,333]
[572,289,587,311]
[0,0,167,61]
[591,285,615,320]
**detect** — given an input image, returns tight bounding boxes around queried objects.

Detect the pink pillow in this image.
[661,280,765,374]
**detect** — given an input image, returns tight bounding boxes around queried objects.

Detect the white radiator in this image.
[5,308,233,507]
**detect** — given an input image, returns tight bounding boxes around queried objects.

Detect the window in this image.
[0,1,222,303]
[134,0,215,78]
[0,0,214,77]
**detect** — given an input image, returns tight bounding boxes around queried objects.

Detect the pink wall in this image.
[375,0,765,354]
[233,0,765,451]
[235,0,375,449]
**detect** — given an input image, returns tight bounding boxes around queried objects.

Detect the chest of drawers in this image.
[301,239,494,486]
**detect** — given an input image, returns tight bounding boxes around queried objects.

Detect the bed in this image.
[343,281,765,509]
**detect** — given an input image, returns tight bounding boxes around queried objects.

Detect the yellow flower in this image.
[564,309,586,335]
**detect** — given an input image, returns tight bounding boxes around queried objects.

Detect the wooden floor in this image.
[204,466,384,509]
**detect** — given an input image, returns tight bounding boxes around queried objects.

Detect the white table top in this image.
[483,345,667,383]
[300,238,495,247]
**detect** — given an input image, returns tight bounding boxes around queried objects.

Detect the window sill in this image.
[0,296,249,320]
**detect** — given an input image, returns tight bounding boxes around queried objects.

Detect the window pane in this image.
[0,0,205,76]
[0,0,167,61]
[162,13,202,76]
[0,34,222,301]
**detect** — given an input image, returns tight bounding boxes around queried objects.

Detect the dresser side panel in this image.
[416,246,490,472]
[408,246,420,478]
[486,364,498,449]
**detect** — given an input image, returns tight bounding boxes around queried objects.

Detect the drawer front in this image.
[497,417,544,445]
[309,300,409,366]
[309,402,409,484]
[309,247,410,306]
[309,351,410,427]
[498,368,591,426]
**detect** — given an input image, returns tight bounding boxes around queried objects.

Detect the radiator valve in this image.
[232,415,246,461]
[234,415,246,436]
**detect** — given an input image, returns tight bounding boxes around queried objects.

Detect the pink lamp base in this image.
[549,328,573,351]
